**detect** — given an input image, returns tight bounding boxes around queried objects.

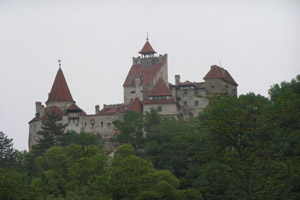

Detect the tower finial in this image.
[147,32,148,41]
[58,58,61,68]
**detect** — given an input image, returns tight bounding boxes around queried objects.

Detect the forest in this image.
[0,75,299,200]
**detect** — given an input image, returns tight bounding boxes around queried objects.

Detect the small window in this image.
[211,85,215,89]
[184,90,188,96]
[194,90,199,95]
[195,101,199,106]
[101,121,103,128]
[157,106,162,112]
[184,101,187,106]
[76,123,78,127]
[85,122,87,127]
[107,123,111,128]
[189,113,194,118]
[131,91,135,94]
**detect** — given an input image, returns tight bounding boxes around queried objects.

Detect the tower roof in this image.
[204,65,238,86]
[139,40,156,55]
[46,68,75,103]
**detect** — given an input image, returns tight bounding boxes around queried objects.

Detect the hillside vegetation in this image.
[1,75,300,200]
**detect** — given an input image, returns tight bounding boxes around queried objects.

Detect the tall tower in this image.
[139,37,157,69]
[123,38,168,105]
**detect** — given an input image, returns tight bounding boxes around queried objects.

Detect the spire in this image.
[58,58,61,68]
[139,36,156,55]
[46,68,75,104]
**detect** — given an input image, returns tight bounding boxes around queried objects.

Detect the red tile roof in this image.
[46,68,75,103]
[127,98,142,113]
[123,62,165,86]
[148,78,172,96]
[204,65,238,86]
[193,82,205,89]
[29,105,65,123]
[139,40,156,54]
[179,81,193,85]
[98,105,126,116]
[44,105,65,116]
[143,78,176,104]
[66,103,87,115]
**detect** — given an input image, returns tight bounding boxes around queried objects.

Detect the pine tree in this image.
[36,111,67,152]
[0,131,16,167]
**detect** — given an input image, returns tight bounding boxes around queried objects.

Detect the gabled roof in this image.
[127,98,142,113]
[123,62,165,86]
[143,78,176,104]
[193,82,205,89]
[148,78,172,96]
[139,40,156,54]
[177,80,205,89]
[98,105,126,116]
[29,105,64,123]
[204,65,238,86]
[180,81,193,86]
[66,103,87,115]
[46,68,75,103]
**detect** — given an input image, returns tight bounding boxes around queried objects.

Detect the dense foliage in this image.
[0,75,299,200]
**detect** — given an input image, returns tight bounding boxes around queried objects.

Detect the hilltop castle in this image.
[29,38,238,150]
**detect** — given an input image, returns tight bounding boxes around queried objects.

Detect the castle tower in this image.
[204,65,238,96]
[46,67,75,112]
[123,38,168,105]
[139,37,157,69]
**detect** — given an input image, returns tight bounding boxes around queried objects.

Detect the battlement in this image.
[132,54,167,65]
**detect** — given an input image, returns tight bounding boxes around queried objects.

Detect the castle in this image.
[29,38,238,150]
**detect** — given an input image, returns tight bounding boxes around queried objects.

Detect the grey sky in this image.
[0,0,299,151]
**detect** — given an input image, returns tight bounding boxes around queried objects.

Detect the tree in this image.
[60,130,102,149]
[113,110,145,151]
[109,144,193,200]
[33,144,109,199]
[197,92,299,199]
[36,111,67,152]
[0,132,16,168]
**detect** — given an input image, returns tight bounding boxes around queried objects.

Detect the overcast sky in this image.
[0,0,299,151]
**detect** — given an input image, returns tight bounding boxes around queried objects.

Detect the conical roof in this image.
[46,68,75,103]
[139,40,156,54]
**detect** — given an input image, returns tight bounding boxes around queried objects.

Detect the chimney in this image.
[175,75,180,86]
[35,101,44,117]
[95,105,100,114]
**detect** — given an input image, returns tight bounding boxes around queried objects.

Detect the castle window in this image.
[101,121,103,128]
[211,85,215,89]
[107,123,111,128]
[195,91,199,95]
[76,123,78,127]
[131,91,135,94]
[184,90,188,96]
[157,106,162,112]
[195,101,199,106]
[184,101,187,106]
[85,122,87,127]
